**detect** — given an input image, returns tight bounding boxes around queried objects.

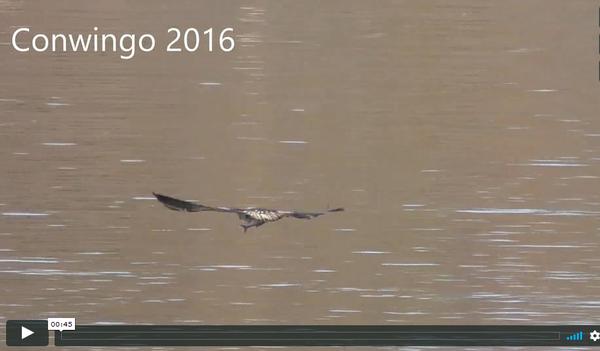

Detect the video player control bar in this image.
[50,325,599,347]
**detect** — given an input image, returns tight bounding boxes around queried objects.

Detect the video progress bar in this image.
[55,325,598,346]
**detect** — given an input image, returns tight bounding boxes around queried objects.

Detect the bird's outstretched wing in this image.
[283,207,344,219]
[153,192,238,213]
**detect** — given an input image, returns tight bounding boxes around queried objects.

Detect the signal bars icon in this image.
[566,331,584,342]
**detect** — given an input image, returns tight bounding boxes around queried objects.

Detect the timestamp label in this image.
[48,318,76,331]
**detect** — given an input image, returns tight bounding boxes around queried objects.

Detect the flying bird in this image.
[153,192,344,232]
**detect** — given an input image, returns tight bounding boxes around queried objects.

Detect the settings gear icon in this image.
[591,330,600,342]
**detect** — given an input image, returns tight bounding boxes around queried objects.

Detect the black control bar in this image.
[54,325,600,347]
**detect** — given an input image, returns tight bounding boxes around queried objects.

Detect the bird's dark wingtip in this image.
[153,192,170,205]
[152,192,164,200]
[328,207,344,212]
